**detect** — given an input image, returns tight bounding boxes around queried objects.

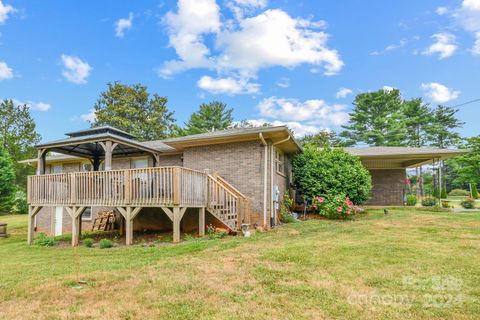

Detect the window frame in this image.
[274,148,286,176]
[82,207,93,221]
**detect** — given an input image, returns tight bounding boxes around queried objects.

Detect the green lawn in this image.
[0,210,479,319]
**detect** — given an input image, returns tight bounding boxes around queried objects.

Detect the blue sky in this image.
[1,0,479,142]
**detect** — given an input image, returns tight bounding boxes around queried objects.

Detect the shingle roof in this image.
[345,146,468,157]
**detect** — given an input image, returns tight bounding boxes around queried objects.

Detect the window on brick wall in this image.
[275,148,285,175]
[82,207,92,221]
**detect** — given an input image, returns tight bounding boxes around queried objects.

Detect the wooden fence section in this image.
[27,166,245,230]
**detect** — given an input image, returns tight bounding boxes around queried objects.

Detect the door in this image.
[55,207,63,236]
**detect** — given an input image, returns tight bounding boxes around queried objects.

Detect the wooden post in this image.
[125,207,133,246]
[199,207,205,237]
[173,167,181,205]
[124,170,131,205]
[172,207,187,243]
[27,206,41,245]
[36,149,46,175]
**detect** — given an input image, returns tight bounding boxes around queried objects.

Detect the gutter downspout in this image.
[259,133,268,228]
[271,135,291,227]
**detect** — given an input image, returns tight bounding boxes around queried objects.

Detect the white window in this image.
[52,164,63,174]
[275,149,285,175]
[82,207,92,221]
[133,158,149,169]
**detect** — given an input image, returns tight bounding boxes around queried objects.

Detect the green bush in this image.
[293,145,372,204]
[34,233,57,247]
[432,187,440,198]
[314,195,357,219]
[440,187,447,199]
[280,193,296,223]
[0,146,15,214]
[99,239,113,249]
[406,195,417,206]
[448,189,469,197]
[441,201,451,208]
[83,238,95,248]
[472,185,479,199]
[421,197,436,207]
[11,190,28,214]
[460,198,476,209]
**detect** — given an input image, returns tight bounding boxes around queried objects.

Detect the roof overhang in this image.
[162,126,302,154]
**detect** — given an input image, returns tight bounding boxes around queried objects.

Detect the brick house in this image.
[21,126,466,246]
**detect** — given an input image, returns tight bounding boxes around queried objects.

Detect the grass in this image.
[0,210,479,319]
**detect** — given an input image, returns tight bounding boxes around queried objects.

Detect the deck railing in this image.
[27,166,244,230]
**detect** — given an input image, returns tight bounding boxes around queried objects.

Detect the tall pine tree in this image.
[340,89,407,146]
[427,105,464,149]
[182,101,233,135]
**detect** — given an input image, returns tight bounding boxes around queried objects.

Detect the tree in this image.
[92,82,179,141]
[401,98,432,148]
[453,136,480,186]
[292,145,372,204]
[0,99,41,187]
[299,130,348,148]
[427,105,464,149]
[341,89,407,146]
[472,184,479,199]
[0,145,16,213]
[182,101,233,135]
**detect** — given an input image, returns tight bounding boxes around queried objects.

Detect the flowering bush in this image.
[314,195,358,219]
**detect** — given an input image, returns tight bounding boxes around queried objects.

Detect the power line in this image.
[449,98,480,109]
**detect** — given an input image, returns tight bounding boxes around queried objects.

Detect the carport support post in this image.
[199,207,205,237]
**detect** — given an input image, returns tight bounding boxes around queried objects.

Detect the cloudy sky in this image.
[1,0,479,141]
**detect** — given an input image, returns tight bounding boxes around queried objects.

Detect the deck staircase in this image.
[206,174,249,231]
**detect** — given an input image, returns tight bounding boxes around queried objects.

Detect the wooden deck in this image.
[27,166,248,246]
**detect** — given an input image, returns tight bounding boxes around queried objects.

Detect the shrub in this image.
[99,239,113,249]
[441,201,451,208]
[460,198,476,209]
[448,189,469,197]
[432,187,440,198]
[280,193,296,223]
[83,238,94,248]
[11,190,28,214]
[472,185,479,199]
[421,197,436,207]
[293,145,372,204]
[0,146,15,214]
[440,187,447,199]
[34,233,57,247]
[314,195,358,219]
[406,195,417,206]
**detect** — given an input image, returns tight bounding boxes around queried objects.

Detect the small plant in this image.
[440,187,447,199]
[421,197,436,207]
[280,193,296,223]
[99,238,113,249]
[406,194,417,206]
[34,233,57,247]
[472,185,479,199]
[441,201,451,208]
[83,238,94,248]
[183,234,197,241]
[206,224,227,239]
[460,197,476,209]
[313,195,358,219]
[448,189,469,197]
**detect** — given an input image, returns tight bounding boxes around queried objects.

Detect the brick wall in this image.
[367,169,406,205]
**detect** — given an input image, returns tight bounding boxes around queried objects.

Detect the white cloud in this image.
[422,33,457,59]
[115,12,133,38]
[276,77,290,88]
[257,96,349,126]
[336,87,353,99]
[158,0,220,78]
[12,99,51,111]
[383,85,395,92]
[436,7,449,15]
[159,1,344,91]
[421,82,460,104]
[241,118,320,137]
[371,39,407,55]
[60,54,92,84]
[0,1,15,25]
[0,60,13,79]
[197,75,260,94]
[473,32,480,55]
[227,0,267,20]
[453,0,480,54]
[216,9,343,76]
[80,109,96,122]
